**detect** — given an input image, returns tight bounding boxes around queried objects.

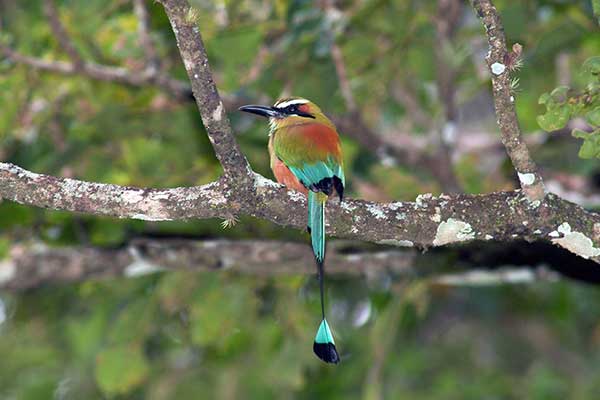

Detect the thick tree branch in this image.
[472,0,546,200]
[1,162,599,263]
[0,163,229,221]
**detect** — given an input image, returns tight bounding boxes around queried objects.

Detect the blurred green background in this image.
[1,0,600,398]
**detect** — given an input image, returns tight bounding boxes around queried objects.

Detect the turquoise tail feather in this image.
[308,191,325,263]
[313,318,339,364]
[308,191,339,364]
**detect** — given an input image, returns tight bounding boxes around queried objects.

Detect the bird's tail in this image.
[308,191,339,364]
[308,191,326,263]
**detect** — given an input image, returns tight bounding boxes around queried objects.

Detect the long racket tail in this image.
[308,191,339,364]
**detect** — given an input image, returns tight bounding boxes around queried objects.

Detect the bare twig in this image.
[321,0,462,191]
[0,45,193,100]
[330,114,464,193]
[43,0,85,68]
[431,0,463,193]
[133,0,161,73]
[472,0,546,201]
[331,43,356,111]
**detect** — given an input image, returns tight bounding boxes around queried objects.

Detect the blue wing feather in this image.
[289,156,343,189]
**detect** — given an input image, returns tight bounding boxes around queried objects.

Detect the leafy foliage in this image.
[537,57,600,158]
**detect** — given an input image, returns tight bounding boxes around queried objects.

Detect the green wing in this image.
[288,158,344,190]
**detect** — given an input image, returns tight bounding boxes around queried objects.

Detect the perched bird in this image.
[239,97,345,364]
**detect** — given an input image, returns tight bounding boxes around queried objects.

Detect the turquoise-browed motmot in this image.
[239,97,345,364]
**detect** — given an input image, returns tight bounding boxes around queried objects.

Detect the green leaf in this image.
[585,107,600,127]
[583,56,600,75]
[572,129,600,159]
[536,106,571,131]
[549,85,570,104]
[594,0,600,23]
[95,344,149,396]
[571,128,590,140]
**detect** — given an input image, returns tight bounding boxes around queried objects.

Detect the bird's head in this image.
[239,97,333,131]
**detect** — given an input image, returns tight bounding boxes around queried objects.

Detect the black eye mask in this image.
[281,104,315,119]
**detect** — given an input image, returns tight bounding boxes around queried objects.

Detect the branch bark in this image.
[1,162,599,263]
[132,0,161,73]
[0,45,193,100]
[472,0,546,201]
[432,0,463,193]
[158,0,252,184]
[0,239,416,290]
[0,239,564,291]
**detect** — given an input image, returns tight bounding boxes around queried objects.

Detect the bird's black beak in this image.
[238,104,280,118]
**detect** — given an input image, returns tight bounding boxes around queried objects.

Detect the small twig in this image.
[43,0,85,68]
[1,45,193,100]
[241,45,269,85]
[132,0,161,73]
[472,0,545,201]
[330,114,464,193]
[331,43,356,111]
[430,0,464,193]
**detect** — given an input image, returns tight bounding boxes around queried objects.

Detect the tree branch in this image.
[0,163,230,221]
[331,42,357,112]
[158,0,252,184]
[0,239,565,290]
[1,162,599,263]
[0,239,416,290]
[472,0,546,201]
[431,0,463,193]
[132,0,161,73]
[0,45,193,100]
[43,0,85,68]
